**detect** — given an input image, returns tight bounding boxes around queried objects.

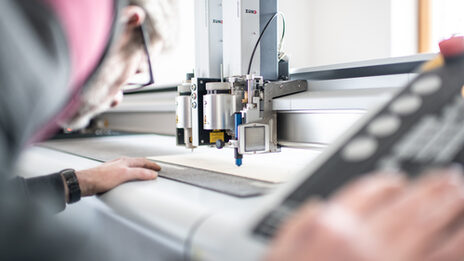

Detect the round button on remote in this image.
[342,137,378,162]
[367,115,401,138]
[411,74,442,95]
[390,95,422,115]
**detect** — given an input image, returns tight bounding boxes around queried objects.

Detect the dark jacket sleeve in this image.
[10,174,66,214]
[0,0,122,260]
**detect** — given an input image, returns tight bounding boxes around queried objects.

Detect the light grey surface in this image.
[290,53,435,75]
[304,74,414,91]
[277,110,364,145]
[109,92,177,112]
[17,146,277,261]
[39,135,274,197]
[96,112,176,135]
[273,87,396,111]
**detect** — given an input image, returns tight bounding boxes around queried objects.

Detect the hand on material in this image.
[75,157,161,197]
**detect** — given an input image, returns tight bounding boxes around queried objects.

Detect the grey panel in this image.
[273,88,394,111]
[290,53,435,80]
[97,112,177,135]
[277,111,364,145]
[260,0,278,80]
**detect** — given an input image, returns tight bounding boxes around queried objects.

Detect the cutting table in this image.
[16,134,320,261]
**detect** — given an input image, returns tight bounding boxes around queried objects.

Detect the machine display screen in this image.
[245,126,265,152]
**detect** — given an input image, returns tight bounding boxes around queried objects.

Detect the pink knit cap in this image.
[31,0,115,142]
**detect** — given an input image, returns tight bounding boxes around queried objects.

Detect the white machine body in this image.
[178,0,303,166]
[194,0,223,78]
[223,0,261,77]
[176,82,195,148]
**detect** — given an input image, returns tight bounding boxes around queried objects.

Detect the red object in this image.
[439,36,464,58]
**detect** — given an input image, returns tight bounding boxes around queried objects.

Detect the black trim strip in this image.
[291,61,426,81]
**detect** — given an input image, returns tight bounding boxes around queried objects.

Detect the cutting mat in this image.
[40,134,321,196]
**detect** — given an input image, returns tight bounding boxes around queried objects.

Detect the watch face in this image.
[60,169,74,177]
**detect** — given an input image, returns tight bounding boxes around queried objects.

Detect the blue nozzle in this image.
[235,158,242,167]
[234,113,243,167]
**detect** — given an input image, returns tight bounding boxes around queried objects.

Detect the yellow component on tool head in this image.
[209,131,224,144]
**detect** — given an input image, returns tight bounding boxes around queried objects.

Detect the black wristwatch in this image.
[60,169,81,204]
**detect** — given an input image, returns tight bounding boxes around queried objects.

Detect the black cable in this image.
[247,12,280,75]
[278,14,286,60]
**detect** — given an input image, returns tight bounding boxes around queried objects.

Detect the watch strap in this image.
[60,169,81,204]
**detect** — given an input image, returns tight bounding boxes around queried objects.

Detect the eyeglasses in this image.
[123,23,155,93]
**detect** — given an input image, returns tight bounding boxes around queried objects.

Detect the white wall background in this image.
[430,0,464,53]
[279,0,418,69]
[151,0,420,85]
[151,0,195,87]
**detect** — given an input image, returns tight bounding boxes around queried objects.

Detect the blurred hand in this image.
[266,168,464,261]
[74,157,161,198]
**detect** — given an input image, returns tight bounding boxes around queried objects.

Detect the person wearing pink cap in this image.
[0,0,177,259]
[1,0,177,213]
[2,0,464,260]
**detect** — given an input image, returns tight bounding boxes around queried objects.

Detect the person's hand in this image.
[72,157,161,199]
[266,168,464,261]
